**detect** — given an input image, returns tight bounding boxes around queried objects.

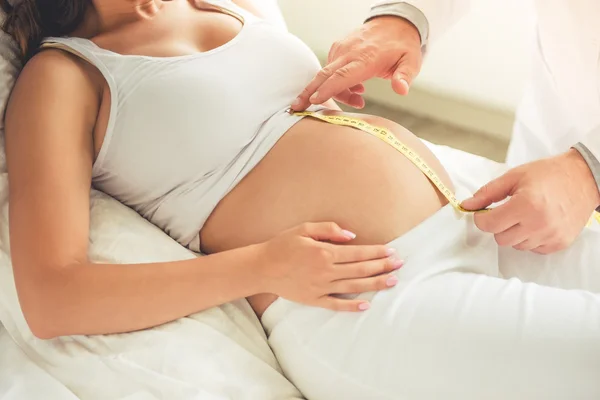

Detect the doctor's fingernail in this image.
[391,258,404,269]
[400,79,410,93]
[309,92,320,103]
[358,302,371,311]
[291,98,301,108]
[386,248,396,256]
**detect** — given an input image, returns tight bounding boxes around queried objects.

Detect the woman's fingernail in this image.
[391,259,405,269]
[309,92,320,103]
[386,248,396,256]
[358,302,371,311]
[386,276,399,287]
[291,98,301,108]
[342,230,357,239]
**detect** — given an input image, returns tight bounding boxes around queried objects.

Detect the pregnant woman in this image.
[3,0,600,398]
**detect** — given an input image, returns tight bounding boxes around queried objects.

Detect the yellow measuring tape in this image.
[289,110,600,226]
[290,110,484,214]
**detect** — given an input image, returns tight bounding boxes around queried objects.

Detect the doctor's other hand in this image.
[256,222,403,312]
[290,16,423,111]
[461,149,600,254]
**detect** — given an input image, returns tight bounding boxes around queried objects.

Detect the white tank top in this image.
[42,0,324,252]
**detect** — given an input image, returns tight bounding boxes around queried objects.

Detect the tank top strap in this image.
[40,37,120,92]
[40,37,122,174]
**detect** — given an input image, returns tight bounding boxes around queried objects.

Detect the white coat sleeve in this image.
[368,1,471,48]
[573,130,600,200]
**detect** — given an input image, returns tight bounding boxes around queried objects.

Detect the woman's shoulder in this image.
[16,47,103,101]
[6,47,103,130]
[24,46,90,79]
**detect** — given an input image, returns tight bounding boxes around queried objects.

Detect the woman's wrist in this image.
[242,242,273,295]
[198,243,271,300]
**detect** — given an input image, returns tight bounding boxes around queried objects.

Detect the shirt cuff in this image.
[572,142,600,211]
[366,2,430,48]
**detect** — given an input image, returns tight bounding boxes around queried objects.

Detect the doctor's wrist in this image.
[364,15,421,46]
[367,2,429,47]
[566,148,600,208]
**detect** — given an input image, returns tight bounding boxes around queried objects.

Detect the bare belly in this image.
[200,111,453,316]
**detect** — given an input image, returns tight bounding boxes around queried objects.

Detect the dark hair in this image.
[0,0,89,60]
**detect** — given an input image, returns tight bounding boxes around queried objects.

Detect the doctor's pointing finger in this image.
[293,1,600,254]
[290,12,423,111]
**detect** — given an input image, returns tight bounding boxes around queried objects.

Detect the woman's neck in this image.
[81,0,167,36]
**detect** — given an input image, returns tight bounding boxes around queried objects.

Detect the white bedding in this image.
[0,143,506,400]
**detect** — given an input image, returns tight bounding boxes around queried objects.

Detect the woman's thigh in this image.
[499,226,600,292]
[267,220,600,400]
[270,271,600,400]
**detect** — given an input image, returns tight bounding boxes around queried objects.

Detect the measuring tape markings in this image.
[290,110,481,214]
[290,110,600,226]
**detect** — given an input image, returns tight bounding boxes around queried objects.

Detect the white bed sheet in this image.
[0,143,507,400]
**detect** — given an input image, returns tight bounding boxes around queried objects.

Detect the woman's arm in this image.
[5,50,266,339]
[6,50,397,339]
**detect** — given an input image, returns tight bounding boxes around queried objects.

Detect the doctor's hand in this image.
[257,222,403,312]
[461,150,600,254]
[290,16,423,111]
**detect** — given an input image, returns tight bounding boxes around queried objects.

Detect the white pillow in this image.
[0,10,22,174]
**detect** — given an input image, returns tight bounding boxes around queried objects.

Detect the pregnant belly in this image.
[200,111,454,314]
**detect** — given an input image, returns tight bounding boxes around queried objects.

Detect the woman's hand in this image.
[256,222,403,312]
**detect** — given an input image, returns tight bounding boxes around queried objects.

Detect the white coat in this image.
[375,0,600,166]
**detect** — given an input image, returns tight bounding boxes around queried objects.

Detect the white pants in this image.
[262,199,600,400]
